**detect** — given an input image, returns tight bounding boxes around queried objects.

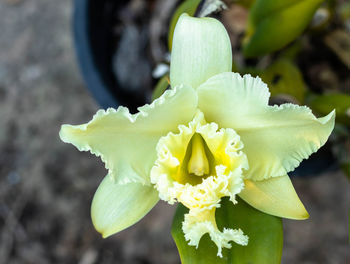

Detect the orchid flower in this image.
[59,14,335,257]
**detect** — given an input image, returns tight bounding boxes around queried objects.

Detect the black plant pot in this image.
[73,0,148,112]
[73,0,337,177]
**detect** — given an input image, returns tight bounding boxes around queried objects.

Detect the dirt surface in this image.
[0,0,349,264]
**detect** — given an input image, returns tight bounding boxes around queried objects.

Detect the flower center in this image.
[168,131,214,185]
[150,110,248,205]
[188,133,210,176]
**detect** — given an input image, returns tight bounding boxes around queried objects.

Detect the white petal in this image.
[60,85,197,184]
[198,72,335,180]
[170,14,232,89]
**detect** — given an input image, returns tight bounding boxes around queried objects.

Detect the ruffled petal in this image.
[170,165,245,210]
[239,175,309,220]
[170,14,232,89]
[183,207,248,257]
[197,72,335,180]
[60,85,198,184]
[91,174,159,238]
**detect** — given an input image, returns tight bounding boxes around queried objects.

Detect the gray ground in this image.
[0,0,349,263]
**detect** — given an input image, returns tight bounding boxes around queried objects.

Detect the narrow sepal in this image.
[239,175,309,220]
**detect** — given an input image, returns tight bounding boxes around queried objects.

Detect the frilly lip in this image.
[150,110,249,256]
[183,207,248,258]
[171,164,245,210]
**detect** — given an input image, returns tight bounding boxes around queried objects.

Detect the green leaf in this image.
[231,0,256,9]
[260,59,307,104]
[243,0,324,57]
[168,0,201,51]
[216,197,283,264]
[309,93,350,125]
[172,197,283,264]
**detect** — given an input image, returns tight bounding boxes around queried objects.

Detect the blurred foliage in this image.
[172,197,283,264]
[261,59,307,104]
[339,2,350,21]
[309,93,350,126]
[341,163,350,180]
[152,75,169,101]
[230,0,256,9]
[310,7,332,31]
[324,30,350,70]
[330,124,350,179]
[243,0,324,57]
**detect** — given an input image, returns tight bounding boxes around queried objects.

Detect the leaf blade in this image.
[216,197,283,264]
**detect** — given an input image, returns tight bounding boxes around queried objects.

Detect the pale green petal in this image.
[60,85,197,185]
[91,175,159,238]
[239,175,309,220]
[170,14,232,89]
[197,72,335,180]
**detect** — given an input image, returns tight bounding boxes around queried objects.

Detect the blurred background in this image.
[0,0,349,263]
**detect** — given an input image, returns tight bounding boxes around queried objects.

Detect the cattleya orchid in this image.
[60,14,335,257]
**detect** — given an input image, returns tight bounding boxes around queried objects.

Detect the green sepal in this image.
[168,0,201,51]
[309,93,350,125]
[243,0,324,57]
[171,197,283,264]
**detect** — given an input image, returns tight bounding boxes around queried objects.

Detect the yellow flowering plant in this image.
[60,14,335,262]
